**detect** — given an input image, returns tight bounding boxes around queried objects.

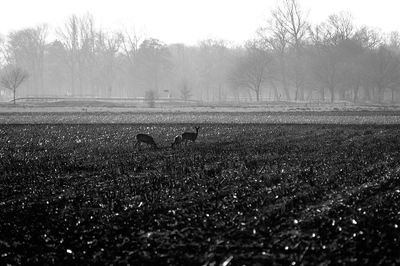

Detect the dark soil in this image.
[1,124,400,265]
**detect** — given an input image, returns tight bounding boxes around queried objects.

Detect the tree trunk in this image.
[247,89,252,101]
[353,87,359,103]
[338,89,345,101]
[378,86,385,103]
[364,86,371,102]
[13,88,16,105]
[283,86,290,101]
[270,80,279,101]
[70,62,75,96]
[273,86,279,101]
[320,87,325,102]
[392,88,395,103]
[329,85,335,103]
[294,87,298,101]
[353,79,360,103]
[294,45,304,101]
[295,84,304,101]
[280,55,290,101]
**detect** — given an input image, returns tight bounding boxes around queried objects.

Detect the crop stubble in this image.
[1,123,400,265]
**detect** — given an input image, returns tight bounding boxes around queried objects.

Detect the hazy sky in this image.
[0,0,399,45]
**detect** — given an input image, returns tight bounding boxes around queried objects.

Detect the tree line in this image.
[1,0,400,104]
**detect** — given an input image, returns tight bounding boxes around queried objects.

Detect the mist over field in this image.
[2,1,400,266]
[1,0,400,106]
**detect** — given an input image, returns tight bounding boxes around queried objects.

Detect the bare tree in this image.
[57,14,98,96]
[309,13,359,102]
[7,25,48,95]
[121,28,143,66]
[1,66,29,104]
[44,40,69,96]
[353,27,383,101]
[230,41,272,101]
[354,26,382,50]
[197,39,231,101]
[0,35,10,66]
[257,18,291,100]
[366,45,400,102]
[119,29,144,97]
[271,0,309,100]
[135,38,172,94]
[180,80,192,100]
[96,31,123,97]
[145,89,157,108]
[325,12,355,43]
[57,15,80,96]
[78,15,97,95]
[169,44,199,101]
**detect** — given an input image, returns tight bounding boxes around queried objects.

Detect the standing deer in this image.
[182,126,200,145]
[171,135,183,149]
[135,133,158,149]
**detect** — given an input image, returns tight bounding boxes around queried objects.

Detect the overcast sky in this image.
[0,0,399,45]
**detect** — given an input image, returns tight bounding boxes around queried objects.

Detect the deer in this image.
[182,126,200,145]
[135,133,158,149]
[171,134,183,149]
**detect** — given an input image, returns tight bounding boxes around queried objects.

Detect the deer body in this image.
[135,133,158,149]
[182,126,200,145]
[171,134,183,148]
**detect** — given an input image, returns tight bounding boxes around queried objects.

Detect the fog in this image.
[1,0,400,104]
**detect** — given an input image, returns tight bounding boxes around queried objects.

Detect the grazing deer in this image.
[182,126,200,145]
[171,134,183,149]
[135,133,158,149]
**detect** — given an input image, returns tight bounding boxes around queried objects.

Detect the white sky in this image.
[0,0,399,45]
